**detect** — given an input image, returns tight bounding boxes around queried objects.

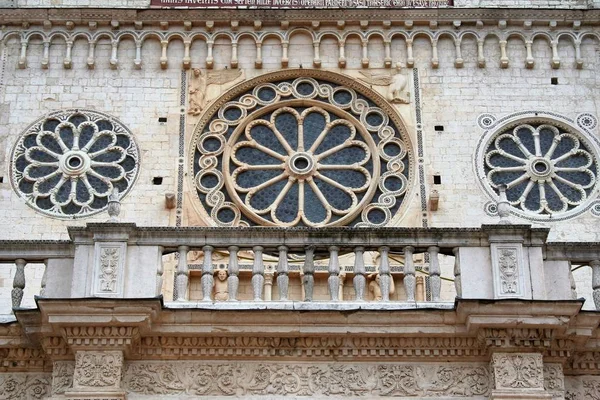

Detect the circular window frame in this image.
[474,111,600,222]
[9,109,141,220]
[188,69,415,228]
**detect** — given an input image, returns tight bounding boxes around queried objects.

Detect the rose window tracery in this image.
[477,115,600,220]
[190,71,413,227]
[10,109,139,218]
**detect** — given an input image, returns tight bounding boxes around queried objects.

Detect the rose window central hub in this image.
[288,152,316,178]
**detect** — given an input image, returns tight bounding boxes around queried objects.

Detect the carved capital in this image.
[67,351,125,399]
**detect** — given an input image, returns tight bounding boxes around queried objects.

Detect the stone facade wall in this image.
[2,26,600,241]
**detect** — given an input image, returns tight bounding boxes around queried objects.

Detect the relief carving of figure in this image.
[368,273,395,301]
[213,269,229,301]
[358,63,410,105]
[188,68,244,116]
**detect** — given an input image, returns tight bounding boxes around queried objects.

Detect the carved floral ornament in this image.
[9,109,140,219]
[189,70,413,227]
[475,111,600,221]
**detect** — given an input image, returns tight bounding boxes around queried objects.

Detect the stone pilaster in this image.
[490,353,552,399]
[65,350,125,400]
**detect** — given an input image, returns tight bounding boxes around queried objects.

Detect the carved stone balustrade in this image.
[3,223,595,312]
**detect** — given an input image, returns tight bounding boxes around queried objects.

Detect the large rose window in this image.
[477,113,600,221]
[10,109,139,218]
[190,71,413,227]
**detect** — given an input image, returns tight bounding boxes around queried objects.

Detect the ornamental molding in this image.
[491,353,545,391]
[543,363,565,395]
[132,335,487,360]
[8,109,140,220]
[1,8,600,25]
[0,373,51,400]
[123,361,492,397]
[62,326,140,350]
[51,360,74,396]
[475,111,600,222]
[477,328,555,349]
[189,69,414,228]
[0,347,48,371]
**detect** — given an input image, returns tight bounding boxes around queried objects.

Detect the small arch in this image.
[433,31,457,42]
[0,30,22,43]
[366,30,386,42]
[71,31,93,42]
[342,30,366,42]
[482,32,503,42]
[48,31,69,44]
[505,31,527,43]
[116,30,139,43]
[530,31,554,44]
[165,32,187,43]
[316,31,342,44]
[93,31,117,43]
[211,31,234,43]
[239,31,262,43]
[24,31,47,42]
[557,31,577,44]
[578,31,600,44]
[286,28,316,42]
[189,32,210,43]
[459,31,481,42]
[139,31,166,44]
[389,31,409,41]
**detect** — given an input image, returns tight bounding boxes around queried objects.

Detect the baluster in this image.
[403,246,416,302]
[328,246,340,301]
[156,247,164,296]
[353,247,366,301]
[39,260,48,297]
[452,248,462,298]
[277,246,289,301]
[591,260,600,310]
[201,245,214,301]
[12,259,26,309]
[264,266,274,301]
[303,246,315,301]
[338,270,346,301]
[175,246,189,301]
[252,246,264,301]
[428,246,441,302]
[416,276,425,301]
[378,246,392,302]
[499,40,509,68]
[228,246,240,301]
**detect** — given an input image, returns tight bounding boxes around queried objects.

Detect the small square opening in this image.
[153,177,163,185]
[0,176,3,183]
[551,77,558,85]
[433,175,442,185]
[158,117,167,123]
[434,125,444,132]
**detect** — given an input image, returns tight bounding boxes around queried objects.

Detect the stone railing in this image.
[2,223,598,312]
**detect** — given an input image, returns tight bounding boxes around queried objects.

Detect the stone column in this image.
[490,353,552,400]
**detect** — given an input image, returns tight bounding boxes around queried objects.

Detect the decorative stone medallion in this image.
[475,112,600,221]
[190,70,413,227]
[9,109,140,219]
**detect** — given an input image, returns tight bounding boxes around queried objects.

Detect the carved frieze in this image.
[543,364,565,397]
[124,361,491,397]
[132,335,486,359]
[565,376,600,400]
[491,353,545,390]
[92,243,127,297]
[490,244,526,298]
[0,373,51,399]
[52,361,74,395]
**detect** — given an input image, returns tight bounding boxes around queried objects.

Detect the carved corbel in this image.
[255,41,263,69]
[338,40,346,68]
[160,40,168,70]
[41,39,50,69]
[206,40,214,69]
[525,40,535,69]
[281,40,289,68]
[454,38,464,68]
[109,40,118,70]
[87,40,96,69]
[18,39,28,69]
[182,40,191,70]
[361,39,369,68]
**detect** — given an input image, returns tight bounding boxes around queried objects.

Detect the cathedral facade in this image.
[1,0,600,398]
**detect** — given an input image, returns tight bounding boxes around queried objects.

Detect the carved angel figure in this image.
[188,68,243,116]
[358,64,410,104]
[368,273,396,301]
[213,269,229,301]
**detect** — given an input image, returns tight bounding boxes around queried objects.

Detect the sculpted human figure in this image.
[213,269,229,301]
[188,68,206,116]
[387,63,410,104]
[368,273,395,301]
